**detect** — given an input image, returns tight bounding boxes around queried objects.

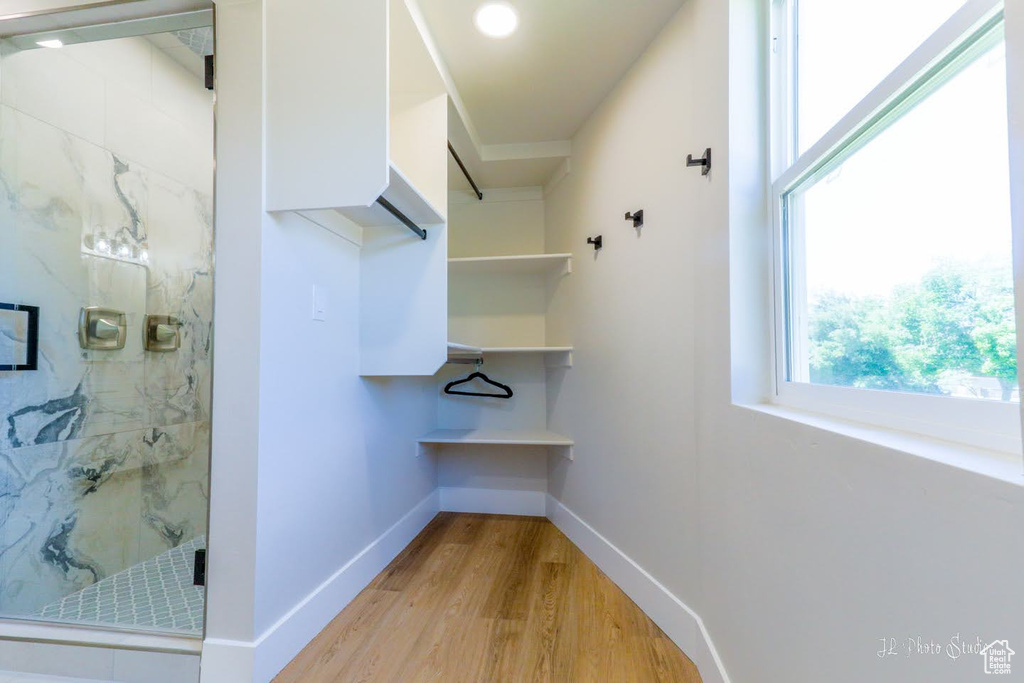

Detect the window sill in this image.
[739,403,1024,487]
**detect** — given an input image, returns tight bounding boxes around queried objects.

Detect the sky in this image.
[794,0,1013,299]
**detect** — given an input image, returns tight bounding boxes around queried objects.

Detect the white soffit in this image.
[417,0,685,145]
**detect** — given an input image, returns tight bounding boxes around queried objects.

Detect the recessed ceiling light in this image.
[474,2,518,39]
[36,39,63,49]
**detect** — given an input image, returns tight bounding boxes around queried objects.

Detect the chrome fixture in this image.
[144,315,181,352]
[78,307,127,350]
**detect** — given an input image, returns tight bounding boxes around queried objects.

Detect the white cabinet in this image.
[265,0,449,376]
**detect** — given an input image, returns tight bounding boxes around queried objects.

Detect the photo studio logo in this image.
[877,634,1013,674]
[980,640,1014,675]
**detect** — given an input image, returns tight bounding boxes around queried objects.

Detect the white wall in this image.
[545,0,702,606]
[253,210,437,637]
[545,2,1024,683]
[205,2,439,681]
[447,187,545,258]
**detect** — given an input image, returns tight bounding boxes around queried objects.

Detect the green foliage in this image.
[808,261,1017,400]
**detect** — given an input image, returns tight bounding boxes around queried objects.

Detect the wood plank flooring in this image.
[274,513,701,683]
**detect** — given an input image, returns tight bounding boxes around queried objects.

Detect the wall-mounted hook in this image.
[686,148,712,176]
[587,235,603,251]
[624,210,644,228]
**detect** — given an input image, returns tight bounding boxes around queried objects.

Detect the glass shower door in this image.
[0,13,214,636]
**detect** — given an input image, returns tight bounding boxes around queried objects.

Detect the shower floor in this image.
[36,537,205,635]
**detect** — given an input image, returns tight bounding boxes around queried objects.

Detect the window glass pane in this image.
[787,40,1017,402]
[797,0,970,154]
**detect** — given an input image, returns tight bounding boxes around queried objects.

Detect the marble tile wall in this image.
[0,34,213,620]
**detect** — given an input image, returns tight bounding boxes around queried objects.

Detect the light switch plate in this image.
[312,285,328,322]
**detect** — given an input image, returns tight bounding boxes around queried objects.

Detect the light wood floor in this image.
[274,513,701,682]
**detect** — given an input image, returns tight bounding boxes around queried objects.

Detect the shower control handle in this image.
[79,307,127,350]
[93,318,121,339]
[144,315,181,352]
[154,324,178,343]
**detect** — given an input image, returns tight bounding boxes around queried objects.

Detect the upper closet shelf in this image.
[339,161,445,231]
[449,253,573,276]
[481,346,574,355]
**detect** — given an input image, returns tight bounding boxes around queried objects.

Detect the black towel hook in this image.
[625,210,644,228]
[686,148,712,176]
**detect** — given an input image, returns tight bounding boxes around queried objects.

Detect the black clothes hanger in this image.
[444,370,514,399]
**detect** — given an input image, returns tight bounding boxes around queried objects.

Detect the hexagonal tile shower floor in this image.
[36,537,205,635]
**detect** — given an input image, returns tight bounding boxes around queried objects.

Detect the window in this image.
[771,0,1022,452]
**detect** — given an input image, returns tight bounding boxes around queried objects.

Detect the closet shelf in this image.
[448,253,573,276]
[339,161,444,230]
[480,346,574,355]
[418,428,574,454]
[447,341,483,355]
[446,343,574,367]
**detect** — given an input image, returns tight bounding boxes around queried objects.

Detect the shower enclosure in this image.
[0,8,214,638]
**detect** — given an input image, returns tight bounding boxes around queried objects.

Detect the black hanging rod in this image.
[375,196,427,240]
[447,141,483,201]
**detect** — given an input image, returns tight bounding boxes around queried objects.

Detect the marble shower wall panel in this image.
[0,422,208,615]
[0,107,149,448]
[0,34,213,621]
[138,421,210,563]
[145,172,214,428]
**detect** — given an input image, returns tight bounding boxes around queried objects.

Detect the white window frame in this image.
[769,0,1024,454]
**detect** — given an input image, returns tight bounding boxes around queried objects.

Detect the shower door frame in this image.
[0,0,218,656]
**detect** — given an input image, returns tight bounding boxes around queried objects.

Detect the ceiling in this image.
[148,27,212,79]
[417,0,686,147]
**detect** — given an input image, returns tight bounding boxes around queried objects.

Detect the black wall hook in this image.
[686,148,712,176]
[587,235,603,250]
[625,210,644,228]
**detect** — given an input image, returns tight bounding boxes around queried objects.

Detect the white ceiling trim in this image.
[404,0,483,154]
[449,186,544,205]
[480,140,571,162]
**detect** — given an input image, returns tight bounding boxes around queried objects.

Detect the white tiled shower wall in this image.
[0,33,213,627]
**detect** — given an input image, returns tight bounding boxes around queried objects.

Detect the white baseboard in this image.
[439,487,546,516]
[197,638,254,683]
[201,489,440,683]
[546,495,730,683]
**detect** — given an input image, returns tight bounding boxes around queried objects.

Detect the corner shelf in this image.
[449,253,572,276]
[418,428,574,459]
